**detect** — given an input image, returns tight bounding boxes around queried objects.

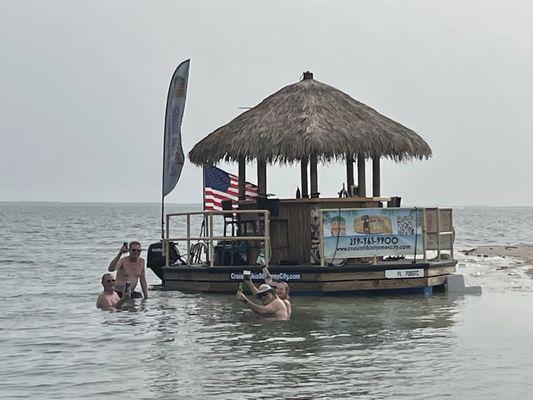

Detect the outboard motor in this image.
[147,241,184,281]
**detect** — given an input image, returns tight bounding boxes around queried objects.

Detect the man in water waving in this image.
[108,241,148,299]
[236,284,289,320]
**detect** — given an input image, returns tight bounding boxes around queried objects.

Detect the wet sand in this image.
[461,244,533,275]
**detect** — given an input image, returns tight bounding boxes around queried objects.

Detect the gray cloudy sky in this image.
[1,0,532,206]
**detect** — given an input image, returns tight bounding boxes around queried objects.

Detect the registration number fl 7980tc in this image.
[384,268,424,279]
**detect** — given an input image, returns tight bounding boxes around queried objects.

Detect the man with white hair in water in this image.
[236,283,289,319]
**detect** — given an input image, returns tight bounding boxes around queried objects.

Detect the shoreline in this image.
[461,244,533,267]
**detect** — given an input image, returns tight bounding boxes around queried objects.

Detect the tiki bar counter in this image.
[152,72,457,295]
[237,196,392,266]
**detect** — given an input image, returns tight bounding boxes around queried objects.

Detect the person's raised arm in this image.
[243,275,259,295]
[108,244,127,272]
[262,266,273,285]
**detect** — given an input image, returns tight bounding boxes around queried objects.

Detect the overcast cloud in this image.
[1,0,532,206]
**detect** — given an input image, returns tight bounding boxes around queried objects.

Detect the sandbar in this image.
[461,244,533,266]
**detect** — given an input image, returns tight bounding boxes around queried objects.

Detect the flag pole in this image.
[161,125,168,268]
[202,165,207,236]
[161,76,170,241]
[161,154,166,240]
[160,106,167,268]
[202,166,208,211]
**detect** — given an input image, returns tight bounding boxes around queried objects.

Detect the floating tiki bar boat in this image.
[150,72,456,295]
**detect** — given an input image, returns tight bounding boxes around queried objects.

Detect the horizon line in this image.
[1,200,533,208]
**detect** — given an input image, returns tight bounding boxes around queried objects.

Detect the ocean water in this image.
[1,203,533,399]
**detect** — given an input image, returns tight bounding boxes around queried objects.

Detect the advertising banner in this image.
[163,60,190,197]
[321,208,423,259]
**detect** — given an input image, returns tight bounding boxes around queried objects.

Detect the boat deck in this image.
[160,259,457,295]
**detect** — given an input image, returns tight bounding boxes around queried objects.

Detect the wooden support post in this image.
[320,209,325,267]
[186,214,191,265]
[422,209,427,262]
[257,159,267,197]
[357,155,366,197]
[372,156,380,197]
[301,157,309,198]
[346,154,354,194]
[209,213,214,267]
[450,208,454,260]
[264,210,270,268]
[436,208,441,259]
[238,156,246,200]
[310,154,318,198]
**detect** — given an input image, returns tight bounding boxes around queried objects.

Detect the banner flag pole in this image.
[161,59,191,239]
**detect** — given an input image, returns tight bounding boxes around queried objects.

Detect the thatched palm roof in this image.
[189,73,431,165]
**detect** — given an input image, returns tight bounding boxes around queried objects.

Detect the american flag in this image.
[204,165,258,211]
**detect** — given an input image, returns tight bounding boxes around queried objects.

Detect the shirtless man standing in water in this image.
[108,241,148,299]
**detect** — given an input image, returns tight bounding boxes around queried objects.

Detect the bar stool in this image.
[221,200,238,237]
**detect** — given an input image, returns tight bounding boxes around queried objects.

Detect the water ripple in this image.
[2,204,533,399]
